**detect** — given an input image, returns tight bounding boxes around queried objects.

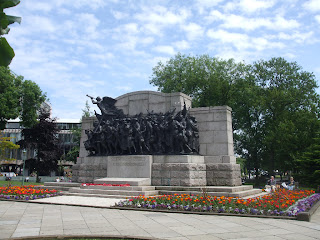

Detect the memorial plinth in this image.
[73,91,241,187]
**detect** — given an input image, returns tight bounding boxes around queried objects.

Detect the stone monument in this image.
[72,91,241,187]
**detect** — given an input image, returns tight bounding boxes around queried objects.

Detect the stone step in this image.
[44,182,81,187]
[81,185,156,191]
[94,177,151,186]
[69,187,158,197]
[62,192,129,199]
[155,185,253,193]
[35,186,72,192]
[158,188,262,198]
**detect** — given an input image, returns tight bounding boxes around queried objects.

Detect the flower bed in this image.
[116,189,319,217]
[81,183,130,187]
[0,185,60,200]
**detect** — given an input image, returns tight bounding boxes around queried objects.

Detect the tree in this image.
[294,132,320,188]
[0,66,46,129]
[150,54,320,184]
[150,53,248,107]
[65,101,93,163]
[19,110,62,181]
[0,0,21,66]
[0,131,19,160]
[251,58,320,174]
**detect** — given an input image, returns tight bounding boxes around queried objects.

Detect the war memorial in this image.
[71,91,260,197]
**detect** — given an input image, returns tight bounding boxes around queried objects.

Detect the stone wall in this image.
[115,91,192,116]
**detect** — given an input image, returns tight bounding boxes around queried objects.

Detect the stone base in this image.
[72,155,242,186]
[152,163,206,186]
[206,163,242,186]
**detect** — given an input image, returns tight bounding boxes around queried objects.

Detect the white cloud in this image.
[153,45,175,55]
[277,31,314,43]
[112,10,129,20]
[195,0,225,14]
[206,10,300,31]
[315,15,320,23]
[207,29,284,51]
[67,60,87,68]
[56,0,107,10]
[303,0,320,12]
[181,23,204,40]
[173,40,190,50]
[238,0,275,13]
[88,53,114,61]
[25,1,53,12]
[77,13,100,39]
[28,16,57,33]
[135,6,189,25]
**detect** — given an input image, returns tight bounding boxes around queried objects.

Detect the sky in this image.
[4,0,320,120]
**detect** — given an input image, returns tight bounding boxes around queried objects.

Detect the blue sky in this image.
[4,0,320,119]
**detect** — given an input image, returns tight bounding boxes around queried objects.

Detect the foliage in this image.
[117,189,317,217]
[19,110,62,181]
[82,100,94,118]
[294,133,320,188]
[0,0,21,66]
[0,185,59,200]
[65,101,93,163]
[150,54,320,180]
[0,130,19,160]
[0,66,47,129]
[150,53,248,107]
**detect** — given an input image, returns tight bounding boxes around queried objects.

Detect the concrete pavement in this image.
[1,198,320,240]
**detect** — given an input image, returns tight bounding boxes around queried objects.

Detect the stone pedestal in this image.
[75,91,242,187]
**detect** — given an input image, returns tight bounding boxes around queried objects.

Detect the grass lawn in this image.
[0,180,43,187]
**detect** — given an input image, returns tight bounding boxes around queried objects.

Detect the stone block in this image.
[162,163,180,171]
[115,95,129,106]
[161,178,171,186]
[169,178,181,186]
[152,170,161,178]
[149,102,167,113]
[151,178,161,186]
[213,131,228,143]
[222,156,236,164]
[152,163,162,171]
[128,99,149,115]
[107,155,152,178]
[206,163,219,171]
[149,93,165,103]
[179,163,197,171]
[217,163,240,171]
[204,156,222,164]
[199,131,214,144]
[192,112,214,122]
[199,144,207,155]
[153,155,204,164]
[160,171,171,178]
[128,92,149,101]
[206,143,229,156]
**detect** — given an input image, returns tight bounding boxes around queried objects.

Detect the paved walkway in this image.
[1,197,320,240]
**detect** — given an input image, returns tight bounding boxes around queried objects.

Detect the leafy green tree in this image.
[65,101,93,163]
[19,110,62,181]
[150,53,248,107]
[294,132,320,188]
[251,58,320,174]
[0,0,21,66]
[0,66,46,129]
[0,131,19,160]
[150,54,320,184]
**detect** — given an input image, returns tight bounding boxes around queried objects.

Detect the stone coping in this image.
[2,196,320,221]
